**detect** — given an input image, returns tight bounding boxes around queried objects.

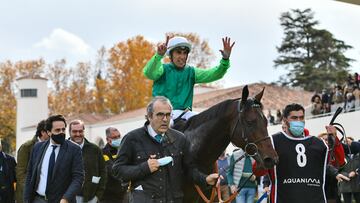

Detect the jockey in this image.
[143,35,235,122]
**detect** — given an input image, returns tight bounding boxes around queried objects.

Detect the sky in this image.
[1,0,359,87]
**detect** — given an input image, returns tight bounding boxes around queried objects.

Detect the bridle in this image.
[194,99,271,203]
[229,99,271,157]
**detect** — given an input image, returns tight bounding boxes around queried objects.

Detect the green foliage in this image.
[274,8,354,91]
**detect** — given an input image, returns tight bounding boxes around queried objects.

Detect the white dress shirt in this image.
[36,141,61,196]
[70,139,84,149]
[147,125,164,139]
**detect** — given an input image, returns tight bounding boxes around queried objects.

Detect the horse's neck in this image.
[186,116,234,171]
[172,119,187,132]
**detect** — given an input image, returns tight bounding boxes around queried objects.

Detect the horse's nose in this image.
[263,156,279,169]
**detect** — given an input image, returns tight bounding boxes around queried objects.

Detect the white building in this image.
[16,76,48,152]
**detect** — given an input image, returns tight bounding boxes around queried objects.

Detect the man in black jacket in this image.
[69,120,106,203]
[112,96,219,203]
[100,127,128,203]
[24,114,84,203]
[0,139,16,203]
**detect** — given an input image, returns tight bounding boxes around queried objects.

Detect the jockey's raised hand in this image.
[157,36,170,56]
[219,37,235,60]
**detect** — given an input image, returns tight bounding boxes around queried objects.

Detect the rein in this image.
[195,152,256,203]
[195,99,269,203]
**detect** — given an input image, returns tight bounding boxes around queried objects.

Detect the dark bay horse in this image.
[173,85,278,202]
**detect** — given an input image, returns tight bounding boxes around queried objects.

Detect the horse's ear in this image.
[254,87,265,102]
[241,85,249,105]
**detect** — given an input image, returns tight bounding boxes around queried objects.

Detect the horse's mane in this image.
[185,98,239,129]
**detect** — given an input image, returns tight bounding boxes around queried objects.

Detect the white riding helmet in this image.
[166,36,192,56]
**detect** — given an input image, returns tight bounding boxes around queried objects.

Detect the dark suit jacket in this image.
[0,152,16,203]
[81,139,106,201]
[24,140,84,203]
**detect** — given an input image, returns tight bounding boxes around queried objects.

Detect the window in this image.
[21,89,37,97]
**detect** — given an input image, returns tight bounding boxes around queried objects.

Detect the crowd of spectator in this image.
[266,72,360,126]
[310,72,360,115]
[267,109,283,126]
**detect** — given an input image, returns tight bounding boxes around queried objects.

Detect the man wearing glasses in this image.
[112,96,219,203]
[68,120,106,203]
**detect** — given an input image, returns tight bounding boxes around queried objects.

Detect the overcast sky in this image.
[1,0,359,87]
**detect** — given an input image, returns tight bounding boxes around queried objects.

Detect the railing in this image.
[305,101,360,120]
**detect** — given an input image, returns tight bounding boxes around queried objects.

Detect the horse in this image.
[173,85,279,203]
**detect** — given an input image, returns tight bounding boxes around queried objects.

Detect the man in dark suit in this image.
[24,114,84,203]
[0,139,16,203]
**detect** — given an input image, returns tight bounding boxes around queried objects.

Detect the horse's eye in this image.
[245,120,256,126]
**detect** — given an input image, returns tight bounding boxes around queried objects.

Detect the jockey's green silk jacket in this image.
[143,53,230,110]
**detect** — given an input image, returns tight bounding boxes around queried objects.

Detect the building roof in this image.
[336,0,360,5]
[193,83,313,111]
[66,113,112,125]
[16,75,48,81]
[95,108,147,125]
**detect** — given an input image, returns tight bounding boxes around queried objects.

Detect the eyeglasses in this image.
[71,130,84,134]
[155,112,171,119]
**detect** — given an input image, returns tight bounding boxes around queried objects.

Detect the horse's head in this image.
[230,85,278,169]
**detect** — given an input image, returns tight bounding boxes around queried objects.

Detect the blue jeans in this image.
[236,187,256,203]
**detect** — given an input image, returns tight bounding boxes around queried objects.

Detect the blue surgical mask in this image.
[157,156,173,166]
[111,138,122,148]
[289,121,305,137]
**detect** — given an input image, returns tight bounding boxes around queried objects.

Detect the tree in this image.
[46,59,71,115]
[0,59,45,152]
[108,35,155,113]
[274,8,354,91]
[15,59,46,77]
[92,46,110,114]
[0,61,17,152]
[67,62,93,116]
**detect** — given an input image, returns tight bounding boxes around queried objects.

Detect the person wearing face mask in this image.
[24,114,84,203]
[143,35,235,122]
[68,120,106,203]
[100,127,128,203]
[253,103,349,203]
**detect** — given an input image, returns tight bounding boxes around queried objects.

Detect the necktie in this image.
[155,134,162,143]
[46,145,57,195]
